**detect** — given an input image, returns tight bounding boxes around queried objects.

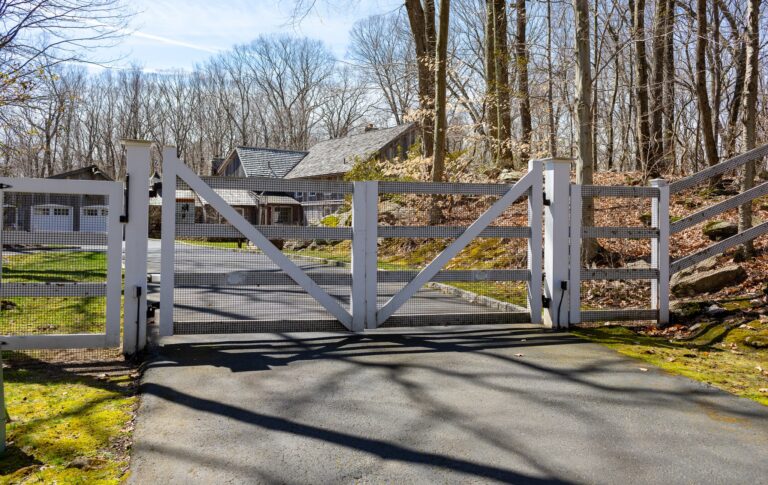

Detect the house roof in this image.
[255,195,301,206]
[149,189,259,207]
[286,123,415,179]
[220,147,308,178]
[48,165,113,181]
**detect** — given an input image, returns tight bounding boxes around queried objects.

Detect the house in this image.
[286,123,417,223]
[203,123,417,225]
[5,165,113,233]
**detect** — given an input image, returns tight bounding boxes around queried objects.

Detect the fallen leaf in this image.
[759,388,768,394]
[666,357,677,363]
[514,353,524,357]
[639,367,649,372]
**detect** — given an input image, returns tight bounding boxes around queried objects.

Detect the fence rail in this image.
[669,143,768,194]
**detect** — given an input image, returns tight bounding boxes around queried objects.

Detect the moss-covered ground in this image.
[0,366,138,484]
[573,320,768,406]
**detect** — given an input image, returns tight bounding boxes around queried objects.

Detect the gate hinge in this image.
[149,181,161,198]
[542,296,551,308]
[120,175,130,223]
[543,193,551,206]
[0,183,12,189]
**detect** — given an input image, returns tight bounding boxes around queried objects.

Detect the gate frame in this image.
[0,176,124,350]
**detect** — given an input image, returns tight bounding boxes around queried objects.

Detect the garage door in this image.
[81,205,108,232]
[31,204,73,232]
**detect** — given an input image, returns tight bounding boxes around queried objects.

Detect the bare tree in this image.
[739,0,760,256]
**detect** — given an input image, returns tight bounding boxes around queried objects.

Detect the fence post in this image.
[122,140,151,355]
[568,184,582,325]
[543,159,572,328]
[351,182,367,332]
[365,181,378,329]
[651,179,670,325]
[159,148,178,337]
[527,160,543,324]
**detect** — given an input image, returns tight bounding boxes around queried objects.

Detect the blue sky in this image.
[98,0,402,72]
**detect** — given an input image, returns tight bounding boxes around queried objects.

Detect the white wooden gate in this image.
[159,154,546,335]
[0,177,123,350]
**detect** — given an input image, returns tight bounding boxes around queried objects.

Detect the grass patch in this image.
[1,251,109,335]
[573,323,768,406]
[178,239,246,249]
[0,367,137,484]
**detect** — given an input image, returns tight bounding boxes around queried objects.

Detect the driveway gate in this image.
[158,153,545,335]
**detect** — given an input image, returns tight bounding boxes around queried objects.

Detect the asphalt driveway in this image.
[129,325,768,484]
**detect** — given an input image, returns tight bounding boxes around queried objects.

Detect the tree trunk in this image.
[649,0,669,176]
[484,0,498,149]
[430,0,450,224]
[546,0,557,157]
[739,0,759,256]
[573,0,597,261]
[514,0,531,167]
[404,0,436,158]
[632,0,653,177]
[662,0,676,173]
[695,0,719,171]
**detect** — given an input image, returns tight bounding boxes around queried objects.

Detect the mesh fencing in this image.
[1,189,122,363]
[169,176,351,334]
[374,189,532,327]
[165,176,535,332]
[576,193,658,322]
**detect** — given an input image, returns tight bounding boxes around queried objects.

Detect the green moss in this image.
[573,324,768,406]
[0,368,136,483]
[319,215,339,227]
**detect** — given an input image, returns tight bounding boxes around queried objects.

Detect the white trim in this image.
[364,181,378,329]
[0,176,118,196]
[651,180,670,325]
[527,160,543,324]
[172,157,353,328]
[351,182,366,331]
[160,148,178,336]
[0,334,107,351]
[376,169,537,325]
[568,184,582,325]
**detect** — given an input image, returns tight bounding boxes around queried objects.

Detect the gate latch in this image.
[0,183,12,190]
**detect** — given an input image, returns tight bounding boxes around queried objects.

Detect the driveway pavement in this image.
[130,325,768,484]
[145,240,522,331]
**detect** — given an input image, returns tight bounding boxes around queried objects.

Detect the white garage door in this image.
[80,205,108,232]
[31,204,73,232]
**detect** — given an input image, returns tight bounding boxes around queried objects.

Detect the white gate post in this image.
[651,179,670,325]
[542,159,572,328]
[122,140,152,355]
[527,160,543,324]
[568,184,582,325]
[364,181,378,329]
[351,182,367,332]
[159,147,177,337]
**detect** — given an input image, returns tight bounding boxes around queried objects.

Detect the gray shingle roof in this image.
[225,147,308,178]
[286,123,415,179]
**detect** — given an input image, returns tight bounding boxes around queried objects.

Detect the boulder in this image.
[671,263,747,297]
[669,300,706,320]
[283,239,312,251]
[499,169,524,183]
[379,200,416,225]
[703,221,738,241]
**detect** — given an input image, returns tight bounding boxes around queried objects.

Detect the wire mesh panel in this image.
[165,175,353,334]
[572,187,662,324]
[0,177,123,361]
[374,178,535,327]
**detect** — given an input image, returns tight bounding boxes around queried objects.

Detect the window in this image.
[84,208,99,216]
[33,207,49,216]
[308,192,317,201]
[294,192,303,201]
[53,208,70,216]
[273,207,293,224]
[323,207,332,217]
[101,209,109,216]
